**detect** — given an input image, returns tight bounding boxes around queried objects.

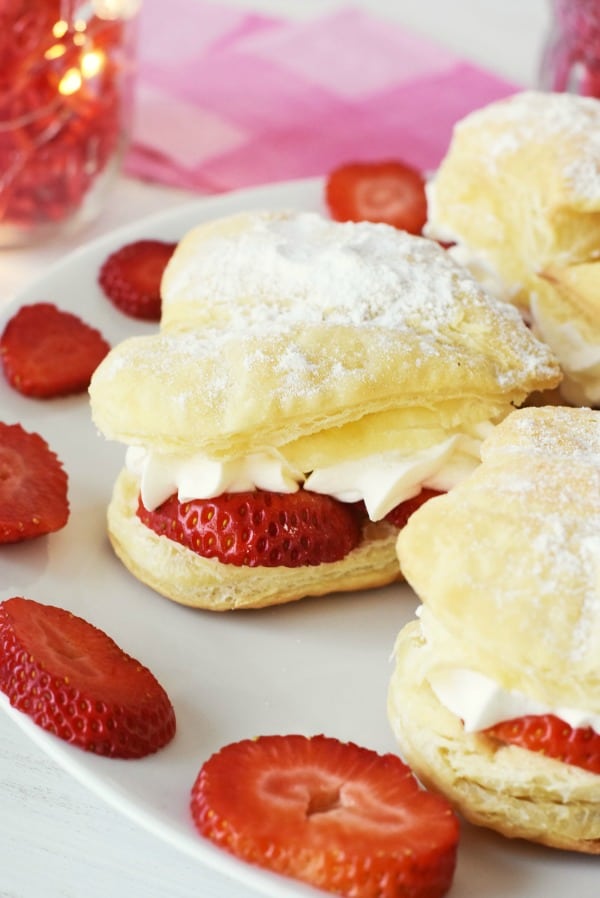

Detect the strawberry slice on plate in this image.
[0,302,110,398]
[98,238,177,321]
[485,714,600,774]
[0,422,69,543]
[137,489,363,567]
[325,160,428,234]
[191,733,459,898]
[0,597,176,759]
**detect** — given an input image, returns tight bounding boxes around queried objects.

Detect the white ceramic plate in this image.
[1,178,597,898]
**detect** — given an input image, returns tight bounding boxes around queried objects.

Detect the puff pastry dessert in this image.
[388,405,600,852]
[425,90,600,406]
[89,210,560,611]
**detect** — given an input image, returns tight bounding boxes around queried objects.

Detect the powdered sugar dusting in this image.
[157,210,558,395]
[166,211,503,330]
[92,212,559,458]
[482,407,600,664]
[456,90,600,201]
[484,404,600,462]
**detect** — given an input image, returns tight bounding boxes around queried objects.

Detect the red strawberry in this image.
[191,733,459,898]
[137,489,362,567]
[0,302,110,398]
[0,422,69,543]
[0,597,176,759]
[98,239,177,320]
[325,160,428,234]
[485,714,600,775]
[384,488,443,529]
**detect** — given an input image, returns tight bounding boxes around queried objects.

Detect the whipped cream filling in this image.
[530,293,600,405]
[304,432,483,520]
[446,244,520,304]
[416,609,600,735]
[126,425,490,521]
[126,446,304,511]
[428,666,600,736]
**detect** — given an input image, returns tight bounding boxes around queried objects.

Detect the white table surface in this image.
[0,2,551,897]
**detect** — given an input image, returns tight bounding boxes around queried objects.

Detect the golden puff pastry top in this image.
[426,90,600,294]
[89,212,560,463]
[397,405,600,713]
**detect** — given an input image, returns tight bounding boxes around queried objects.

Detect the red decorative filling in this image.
[0,5,131,230]
[137,487,442,568]
[485,713,600,775]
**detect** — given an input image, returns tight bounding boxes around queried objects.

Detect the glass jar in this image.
[0,0,140,247]
[539,0,600,96]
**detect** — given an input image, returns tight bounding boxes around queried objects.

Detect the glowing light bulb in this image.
[58,68,83,96]
[44,43,67,61]
[81,50,105,79]
[93,0,141,20]
[52,20,69,38]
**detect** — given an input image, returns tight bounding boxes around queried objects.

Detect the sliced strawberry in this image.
[325,160,428,234]
[485,714,600,775]
[0,597,176,759]
[137,489,362,567]
[98,239,177,320]
[191,733,459,898]
[0,302,110,398]
[348,488,443,530]
[0,422,69,543]
[384,488,444,529]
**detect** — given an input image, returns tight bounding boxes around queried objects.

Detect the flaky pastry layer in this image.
[107,469,401,610]
[427,91,600,296]
[388,622,600,853]
[89,212,559,460]
[397,406,600,711]
[426,90,600,404]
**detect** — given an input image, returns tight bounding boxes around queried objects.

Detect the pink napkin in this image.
[126,1,517,193]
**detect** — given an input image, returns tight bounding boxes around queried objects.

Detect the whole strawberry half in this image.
[98,239,177,321]
[191,733,459,898]
[0,597,176,759]
[0,302,110,398]
[137,489,363,567]
[0,421,69,543]
[485,714,600,775]
[325,160,428,234]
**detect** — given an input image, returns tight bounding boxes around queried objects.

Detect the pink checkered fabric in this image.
[125,1,517,193]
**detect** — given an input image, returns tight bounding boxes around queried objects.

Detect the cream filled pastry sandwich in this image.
[425,90,600,406]
[388,406,600,853]
[89,210,560,611]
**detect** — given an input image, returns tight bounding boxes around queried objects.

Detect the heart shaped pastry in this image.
[389,405,600,853]
[89,210,560,610]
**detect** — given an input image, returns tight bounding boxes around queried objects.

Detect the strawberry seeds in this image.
[0,597,176,758]
[192,734,459,898]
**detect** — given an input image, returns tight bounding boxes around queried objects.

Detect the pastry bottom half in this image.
[387,622,600,854]
[107,468,402,611]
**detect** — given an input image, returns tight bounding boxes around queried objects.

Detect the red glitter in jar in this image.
[0,0,139,246]
[539,0,600,97]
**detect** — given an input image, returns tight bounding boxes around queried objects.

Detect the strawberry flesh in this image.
[98,239,177,321]
[137,489,362,567]
[485,714,600,775]
[0,302,110,398]
[384,488,443,529]
[0,422,69,542]
[325,160,428,234]
[0,597,176,759]
[191,733,459,898]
